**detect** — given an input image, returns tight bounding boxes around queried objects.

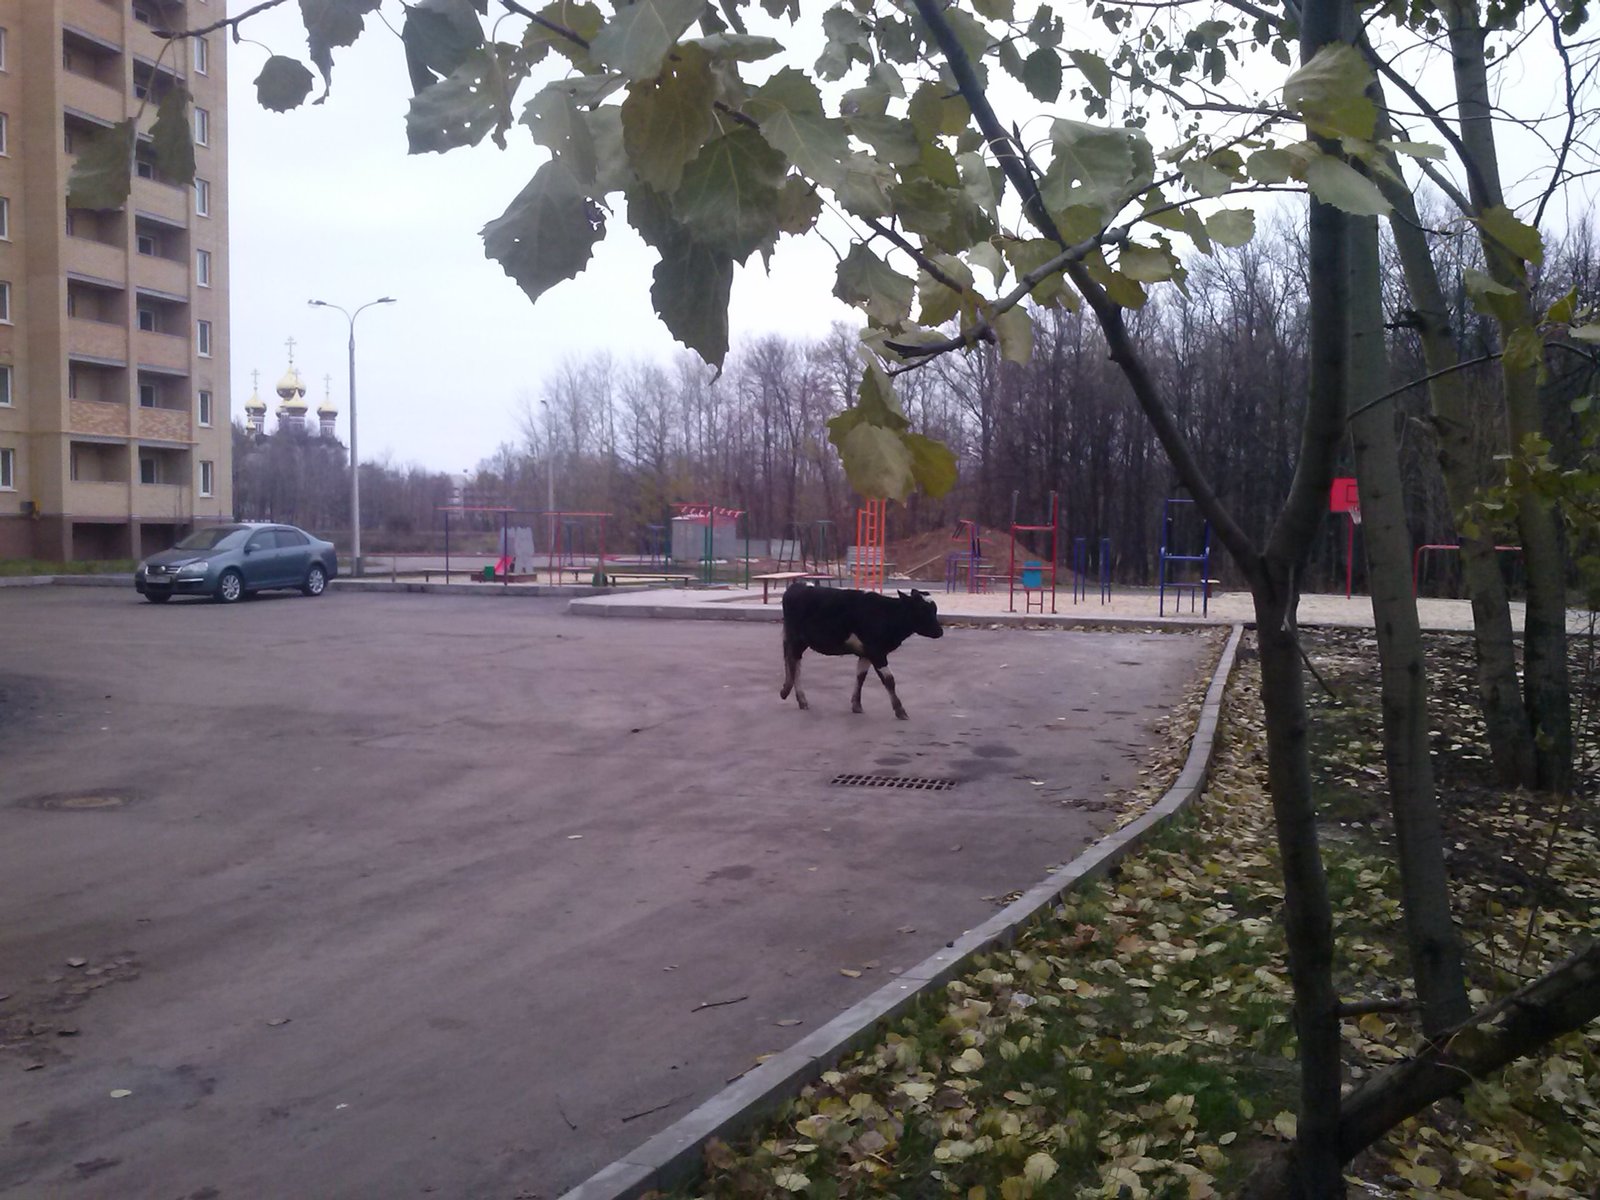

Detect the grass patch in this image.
[0,558,136,577]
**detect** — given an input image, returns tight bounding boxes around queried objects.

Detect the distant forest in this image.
[232,218,1599,589]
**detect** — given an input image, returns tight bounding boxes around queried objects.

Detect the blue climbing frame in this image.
[1158,497,1211,616]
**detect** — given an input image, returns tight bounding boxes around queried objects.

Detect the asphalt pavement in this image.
[0,587,1212,1198]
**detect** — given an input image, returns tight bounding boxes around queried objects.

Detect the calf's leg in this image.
[873,658,908,720]
[779,639,808,709]
[852,657,870,713]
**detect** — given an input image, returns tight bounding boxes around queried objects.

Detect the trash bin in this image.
[1021,561,1043,589]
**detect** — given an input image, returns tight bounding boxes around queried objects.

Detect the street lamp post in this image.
[539,398,555,557]
[308,296,395,576]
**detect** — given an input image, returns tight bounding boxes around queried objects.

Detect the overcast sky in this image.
[222,4,1588,476]
[224,4,858,475]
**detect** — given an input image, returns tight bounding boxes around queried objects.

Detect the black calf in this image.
[778,582,943,719]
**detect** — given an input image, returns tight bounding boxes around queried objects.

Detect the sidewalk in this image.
[569,582,1593,634]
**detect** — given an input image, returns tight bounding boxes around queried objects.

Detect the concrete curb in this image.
[0,574,130,588]
[331,578,619,599]
[557,624,1247,1200]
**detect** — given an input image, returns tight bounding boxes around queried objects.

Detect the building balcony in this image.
[68,481,133,519]
[63,71,126,126]
[133,482,190,520]
[136,406,191,443]
[64,236,128,283]
[134,330,190,373]
[65,6,124,48]
[131,176,188,225]
[68,316,128,363]
[133,254,188,296]
[71,399,130,438]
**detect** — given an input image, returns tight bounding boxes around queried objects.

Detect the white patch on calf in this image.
[844,634,865,655]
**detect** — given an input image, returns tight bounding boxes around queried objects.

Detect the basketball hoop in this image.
[1349,506,1361,526]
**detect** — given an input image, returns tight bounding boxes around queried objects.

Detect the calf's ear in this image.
[897,589,907,598]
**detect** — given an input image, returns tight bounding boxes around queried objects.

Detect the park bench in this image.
[751,570,809,603]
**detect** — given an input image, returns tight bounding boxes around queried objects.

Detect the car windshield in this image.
[174,527,247,551]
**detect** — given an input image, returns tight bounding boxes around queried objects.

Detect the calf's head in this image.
[898,589,944,639]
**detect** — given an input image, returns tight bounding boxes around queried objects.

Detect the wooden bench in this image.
[604,571,691,588]
[751,570,810,603]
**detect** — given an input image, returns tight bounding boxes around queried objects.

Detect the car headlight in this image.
[178,562,209,576]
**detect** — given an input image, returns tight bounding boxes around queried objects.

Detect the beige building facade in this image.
[0,0,231,561]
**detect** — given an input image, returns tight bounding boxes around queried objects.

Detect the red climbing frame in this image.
[854,499,887,591]
[1008,491,1059,614]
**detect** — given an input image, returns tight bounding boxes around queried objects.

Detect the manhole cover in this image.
[831,774,957,791]
[16,792,133,811]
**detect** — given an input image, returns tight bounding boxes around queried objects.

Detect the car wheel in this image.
[145,592,170,604]
[215,569,244,604]
[302,563,328,597]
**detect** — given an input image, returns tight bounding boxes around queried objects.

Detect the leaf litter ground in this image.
[652,626,1599,1199]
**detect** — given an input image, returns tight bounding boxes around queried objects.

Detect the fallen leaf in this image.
[109,1089,131,1098]
[775,1018,803,1027]
[266,1018,291,1027]
[66,958,87,969]
[839,968,862,978]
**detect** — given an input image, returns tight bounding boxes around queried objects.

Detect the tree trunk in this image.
[1443,0,1572,793]
[1243,940,1600,1198]
[1369,99,1536,788]
[1348,215,1471,1035]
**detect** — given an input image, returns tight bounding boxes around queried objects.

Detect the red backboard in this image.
[1329,477,1360,513]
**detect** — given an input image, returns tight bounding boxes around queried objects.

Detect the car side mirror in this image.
[244,544,257,554]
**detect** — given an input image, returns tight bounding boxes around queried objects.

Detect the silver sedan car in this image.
[135,523,339,604]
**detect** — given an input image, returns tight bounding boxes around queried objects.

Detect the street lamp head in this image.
[308,299,328,307]
[377,296,397,304]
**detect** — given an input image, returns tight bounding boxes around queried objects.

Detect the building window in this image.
[194,177,210,216]
[0,447,14,490]
[139,382,157,408]
[196,247,211,286]
[67,365,77,399]
[65,209,76,236]
[70,446,80,482]
[193,107,209,146]
[197,319,212,357]
[135,158,155,180]
[0,27,8,72]
[0,196,8,240]
[194,37,208,75]
[137,307,156,332]
[140,456,156,485]
[0,364,11,407]
[66,291,78,318]
[64,126,75,154]
[136,232,156,255]
[200,460,214,496]
[0,113,8,155]
[133,5,153,25]
[0,281,10,323]
[198,389,213,426]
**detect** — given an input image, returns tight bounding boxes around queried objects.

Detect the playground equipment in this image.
[945,519,986,593]
[1071,536,1113,604]
[1158,497,1211,616]
[853,499,888,591]
[437,506,611,585]
[1329,477,1362,598]
[672,503,749,586]
[775,520,843,580]
[639,523,668,566]
[1008,491,1059,614]
[1412,542,1522,596]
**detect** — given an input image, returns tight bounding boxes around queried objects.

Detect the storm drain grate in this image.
[831,774,957,791]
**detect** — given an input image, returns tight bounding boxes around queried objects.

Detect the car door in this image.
[274,528,313,586]
[241,529,278,588]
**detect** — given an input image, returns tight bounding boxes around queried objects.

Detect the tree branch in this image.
[153,0,290,40]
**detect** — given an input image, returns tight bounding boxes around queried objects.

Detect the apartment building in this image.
[0,0,230,561]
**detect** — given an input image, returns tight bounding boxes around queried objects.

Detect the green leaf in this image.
[255,56,316,112]
[481,159,604,305]
[686,33,783,61]
[834,244,913,327]
[746,68,850,187]
[406,44,513,154]
[590,0,704,81]
[1304,155,1391,216]
[299,0,382,98]
[1479,204,1543,267]
[1503,326,1545,372]
[150,87,195,183]
[1205,208,1255,247]
[1021,48,1063,102]
[1002,237,1067,306]
[1041,120,1154,220]
[905,431,958,497]
[523,0,603,67]
[1084,251,1146,308]
[1462,268,1524,324]
[672,127,786,262]
[1178,157,1235,198]
[993,306,1033,364]
[651,235,734,367]
[1069,50,1112,97]
[856,359,910,430]
[1384,139,1445,161]
[973,0,1014,18]
[66,119,135,210]
[847,115,922,167]
[1118,241,1177,282]
[401,0,483,93]
[907,82,968,142]
[835,152,895,219]
[1545,286,1577,325]
[839,423,915,501]
[776,176,821,235]
[1246,146,1294,184]
[522,82,601,186]
[621,44,715,192]
[1283,43,1377,140]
